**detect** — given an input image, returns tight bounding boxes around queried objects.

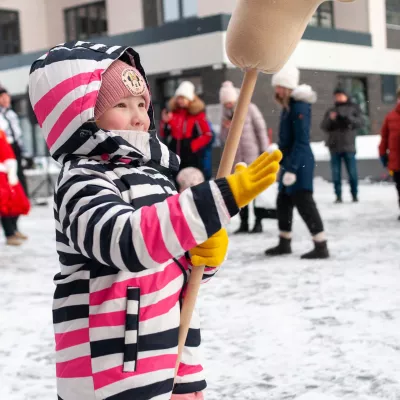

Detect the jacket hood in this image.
[291,84,317,104]
[168,95,205,115]
[28,41,179,171]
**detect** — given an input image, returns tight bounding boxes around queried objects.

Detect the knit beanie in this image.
[95,59,150,119]
[219,81,239,104]
[333,87,349,97]
[0,85,7,95]
[175,81,195,101]
[271,63,300,90]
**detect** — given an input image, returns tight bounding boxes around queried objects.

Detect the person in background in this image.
[379,87,400,221]
[219,81,270,234]
[0,85,29,241]
[265,64,329,259]
[0,129,30,245]
[160,81,213,183]
[320,88,364,203]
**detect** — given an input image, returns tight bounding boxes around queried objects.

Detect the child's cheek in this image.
[107,110,128,130]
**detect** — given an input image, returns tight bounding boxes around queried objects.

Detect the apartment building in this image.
[0,0,399,156]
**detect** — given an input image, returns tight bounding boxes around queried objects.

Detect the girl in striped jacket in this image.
[28,41,281,400]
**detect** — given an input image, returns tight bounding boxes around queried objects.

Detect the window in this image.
[337,76,370,135]
[64,1,107,41]
[0,9,20,55]
[387,0,400,26]
[309,2,334,28]
[162,0,197,24]
[381,75,400,103]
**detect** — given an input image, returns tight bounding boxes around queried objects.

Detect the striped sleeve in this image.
[56,166,239,272]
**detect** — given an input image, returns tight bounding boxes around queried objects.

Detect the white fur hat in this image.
[271,63,300,90]
[175,81,195,101]
[219,81,239,104]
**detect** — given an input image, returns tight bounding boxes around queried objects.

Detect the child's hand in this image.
[226,150,282,208]
[190,228,228,267]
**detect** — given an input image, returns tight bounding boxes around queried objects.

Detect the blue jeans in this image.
[330,152,358,198]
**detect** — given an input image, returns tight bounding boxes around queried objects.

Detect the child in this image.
[28,41,281,400]
[0,129,30,245]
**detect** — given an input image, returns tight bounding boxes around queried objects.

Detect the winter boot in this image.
[234,222,249,234]
[15,231,28,240]
[6,235,23,246]
[250,219,263,233]
[334,197,342,204]
[352,195,359,203]
[265,237,292,256]
[301,241,329,259]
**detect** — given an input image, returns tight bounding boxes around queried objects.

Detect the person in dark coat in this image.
[320,88,364,203]
[379,87,400,220]
[265,64,329,259]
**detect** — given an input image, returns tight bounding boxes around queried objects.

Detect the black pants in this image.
[1,143,26,238]
[277,190,324,236]
[394,171,400,208]
[1,217,17,238]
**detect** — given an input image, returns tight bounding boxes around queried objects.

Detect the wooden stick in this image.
[175,68,259,379]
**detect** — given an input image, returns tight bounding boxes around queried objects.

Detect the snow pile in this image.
[311,135,381,161]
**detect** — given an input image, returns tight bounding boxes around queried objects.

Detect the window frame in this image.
[161,0,197,24]
[64,1,107,42]
[309,2,335,29]
[386,0,400,27]
[0,8,21,55]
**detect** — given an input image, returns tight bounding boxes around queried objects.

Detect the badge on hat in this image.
[121,68,146,97]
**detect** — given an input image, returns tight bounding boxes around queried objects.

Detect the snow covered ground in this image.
[0,179,399,400]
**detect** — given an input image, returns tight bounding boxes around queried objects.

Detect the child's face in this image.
[96,96,150,132]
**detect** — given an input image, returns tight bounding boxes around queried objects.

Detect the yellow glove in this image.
[190,228,228,267]
[226,150,282,208]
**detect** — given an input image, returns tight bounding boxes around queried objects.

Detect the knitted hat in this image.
[333,87,348,97]
[271,63,300,90]
[176,167,205,191]
[0,85,8,95]
[175,81,195,101]
[219,81,239,104]
[95,59,150,119]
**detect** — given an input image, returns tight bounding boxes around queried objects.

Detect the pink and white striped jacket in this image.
[28,42,239,400]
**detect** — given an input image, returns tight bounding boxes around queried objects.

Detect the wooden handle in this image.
[175,69,259,380]
[217,69,259,177]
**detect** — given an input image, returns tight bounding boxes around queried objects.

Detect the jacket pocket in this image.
[123,287,140,372]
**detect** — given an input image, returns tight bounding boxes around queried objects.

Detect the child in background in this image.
[28,41,281,400]
[0,129,30,245]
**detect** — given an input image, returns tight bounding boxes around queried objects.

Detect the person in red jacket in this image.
[0,129,30,245]
[160,81,212,181]
[379,87,400,220]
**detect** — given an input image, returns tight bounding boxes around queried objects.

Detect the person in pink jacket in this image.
[219,81,270,234]
[28,42,281,400]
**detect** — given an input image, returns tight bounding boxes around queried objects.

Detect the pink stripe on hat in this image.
[94,59,150,119]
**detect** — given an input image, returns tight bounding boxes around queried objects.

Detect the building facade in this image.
[0,0,399,157]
